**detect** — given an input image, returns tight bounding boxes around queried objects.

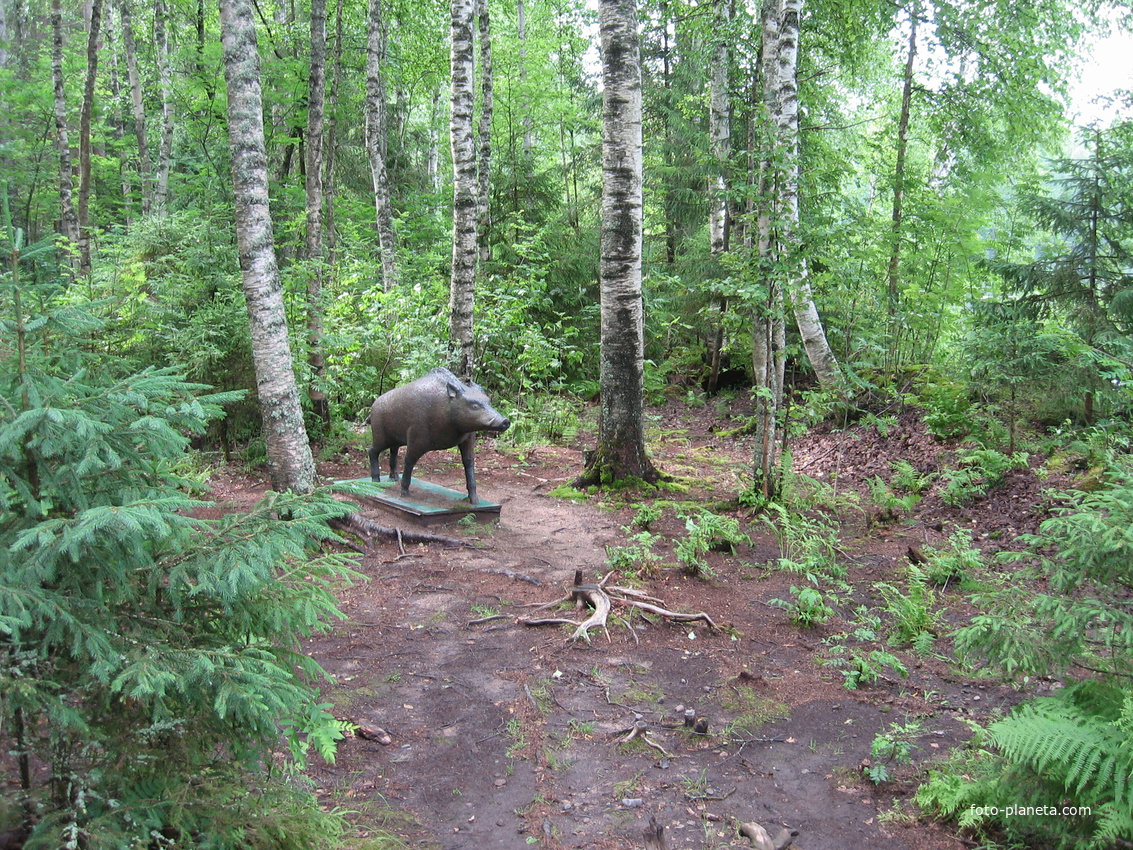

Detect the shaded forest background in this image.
[3,0,1133,846]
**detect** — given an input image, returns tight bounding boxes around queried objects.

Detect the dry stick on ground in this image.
[519,573,720,641]
[617,718,673,759]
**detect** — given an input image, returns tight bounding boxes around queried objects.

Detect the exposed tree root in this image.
[517,571,721,642]
[330,513,475,549]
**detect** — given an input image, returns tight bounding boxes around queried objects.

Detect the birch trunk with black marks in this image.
[752,0,786,495]
[705,0,732,394]
[449,0,478,378]
[220,0,315,494]
[770,0,844,394]
[366,0,399,291]
[476,0,493,265]
[576,0,659,487]
[77,0,102,275]
[305,0,329,422]
[887,4,917,365]
[154,0,174,210]
[51,0,79,259]
[120,0,152,215]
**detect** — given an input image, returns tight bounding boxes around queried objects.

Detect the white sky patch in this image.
[1069,26,1133,126]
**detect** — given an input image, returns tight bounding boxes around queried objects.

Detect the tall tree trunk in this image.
[476,0,493,265]
[517,0,533,160]
[365,0,399,291]
[323,0,344,268]
[772,0,844,393]
[751,0,785,495]
[575,0,659,488]
[51,0,80,259]
[705,0,732,394]
[77,0,103,276]
[120,0,152,215]
[154,0,174,210]
[887,2,917,365]
[305,0,329,423]
[219,0,316,494]
[449,0,478,378]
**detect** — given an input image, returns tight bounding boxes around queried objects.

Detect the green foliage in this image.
[824,646,909,691]
[674,508,751,577]
[867,718,923,785]
[876,566,939,653]
[769,581,835,628]
[606,531,662,579]
[629,501,664,530]
[955,471,1133,679]
[919,528,984,588]
[939,445,1029,506]
[916,682,1133,847]
[889,459,935,494]
[867,475,919,522]
[760,502,842,579]
[0,278,361,847]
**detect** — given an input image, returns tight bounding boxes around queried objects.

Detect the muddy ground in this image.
[217,400,1064,850]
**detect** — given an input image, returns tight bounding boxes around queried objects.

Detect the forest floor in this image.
[210,397,1071,850]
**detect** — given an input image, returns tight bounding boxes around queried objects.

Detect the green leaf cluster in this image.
[0,275,362,846]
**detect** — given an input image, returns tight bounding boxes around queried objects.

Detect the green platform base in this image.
[335,477,501,524]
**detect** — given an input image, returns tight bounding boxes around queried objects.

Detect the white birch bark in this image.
[219,0,315,494]
[476,0,493,265]
[449,0,478,378]
[120,0,152,215]
[365,0,399,291]
[153,0,174,211]
[50,0,80,257]
[771,0,844,393]
[306,0,329,422]
[77,0,102,275]
[578,0,658,485]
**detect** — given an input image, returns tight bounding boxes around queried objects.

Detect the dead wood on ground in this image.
[516,571,721,643]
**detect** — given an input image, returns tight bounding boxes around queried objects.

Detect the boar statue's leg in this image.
[458,436,479,504]
[369,445,382,482]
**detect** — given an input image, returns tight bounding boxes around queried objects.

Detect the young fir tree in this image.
[0,215,359,847]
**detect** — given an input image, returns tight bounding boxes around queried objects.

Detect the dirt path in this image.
[297,417,1037,850]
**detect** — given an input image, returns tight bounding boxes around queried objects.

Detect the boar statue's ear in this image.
[445,376,464,398]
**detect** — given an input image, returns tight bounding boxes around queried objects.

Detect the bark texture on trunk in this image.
[51,0,80,257]
[77,0,102,275]
[449,0,478,379]
[476,0,493,265]
[366,0,399,291]
[305,0,329,423]
[576,0,659,487]
[220,0,315,494]
[120,0,152,215]
[154,0,174,210]
[770,0,844,393]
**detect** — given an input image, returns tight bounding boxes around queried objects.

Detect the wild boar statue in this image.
[368,367,510,504]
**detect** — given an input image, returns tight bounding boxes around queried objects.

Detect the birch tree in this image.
[219,0,316,494]
[77,0,103,275]
[50,0,79,258]
[365,0,399,291]
[154,0,174,210]
[771,0,844,393]
[704,0,732,394]
[120,0,152,215]
[576,0,660,487]
[476,0,493,265]
[449,0,478,378]
[306,0,329,423]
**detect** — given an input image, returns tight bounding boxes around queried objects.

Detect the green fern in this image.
[990,686,1133,816]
